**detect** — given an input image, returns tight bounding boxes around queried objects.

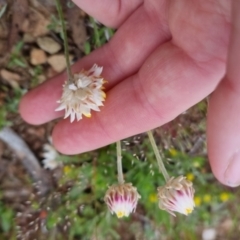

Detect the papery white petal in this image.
[68,83,78,90]
[70,112,75,123]
[55,104,66,111]
[76,113,82,121]
[93,66,103,77]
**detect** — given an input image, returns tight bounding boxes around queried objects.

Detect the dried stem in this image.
[147,130,170,182]
[55,0,73,82]
[116,140,124,184]
[0,127,53,196]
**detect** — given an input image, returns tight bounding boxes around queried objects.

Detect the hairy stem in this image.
[116,141,124,184]
[55,0,73,82]
[147,130,170,181]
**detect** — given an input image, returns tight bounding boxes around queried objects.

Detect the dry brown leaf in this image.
[0,69,21,88]
[21,7,50,37]
[8,0,29,49]
[67,6,87,51]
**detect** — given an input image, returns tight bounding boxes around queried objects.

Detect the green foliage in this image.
[7,41,27,68]
[0,87,24,129]
[0,202,14,233]
[29,65,44,87]
[0,106,10,129]
[27,137,236,240]
[47,15,66,39]
[84,17,114,54]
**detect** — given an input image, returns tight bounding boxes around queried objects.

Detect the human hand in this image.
[20,0,240,187]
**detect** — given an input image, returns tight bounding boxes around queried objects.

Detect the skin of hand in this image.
[19,0,240,187]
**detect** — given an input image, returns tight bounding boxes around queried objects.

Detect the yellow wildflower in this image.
[194,196,201,206]
[63,165,72,174]
[186,173,194,181]
[203,194,211,203]
[149,193,157,203]
[220,192,230,202]
[169,148,177,157]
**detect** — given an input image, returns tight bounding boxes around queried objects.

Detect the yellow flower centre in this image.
[101,91,106,98]
[185,208,193,215]
[116,211,126,218]
[83,113,91,118]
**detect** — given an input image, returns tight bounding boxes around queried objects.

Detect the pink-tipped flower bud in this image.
[157,176,195,216]
[104,183,141,218]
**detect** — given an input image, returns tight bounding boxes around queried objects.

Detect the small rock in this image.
[30,48,47,65]
[46,67,58,78]
[23,33,35,43]
[37,37,61,54]
[38,74,47,84]
[202,228,217,240]
[47,54,66,73]
[220,219,233,233]
[0,69,21,88]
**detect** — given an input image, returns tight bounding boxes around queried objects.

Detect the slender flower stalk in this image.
[147,130,169,181]
[116,141,124,184]
[55,0,73,82]
[104,140,141,218]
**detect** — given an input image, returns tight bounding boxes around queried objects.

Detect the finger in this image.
[52,42,222,154]
[19,6,170,125]
[73,0,143,27]
[207,2,240,187]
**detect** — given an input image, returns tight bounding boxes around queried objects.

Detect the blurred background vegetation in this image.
[0,1,239,240]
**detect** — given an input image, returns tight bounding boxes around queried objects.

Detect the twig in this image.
[8,0,28,50]
[0,127,53,196]
[188,135,206,156]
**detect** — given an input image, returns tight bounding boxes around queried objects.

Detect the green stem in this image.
[147,130,170,182]
[116,141,124,184]
[90,17,101,47]
[55,0,73,82]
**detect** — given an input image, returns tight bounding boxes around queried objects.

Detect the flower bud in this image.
[104,183,141,218]
[157,176,195,216]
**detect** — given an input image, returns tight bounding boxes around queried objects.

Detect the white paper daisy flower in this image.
[55,64,106,122]
[42,143,61,170]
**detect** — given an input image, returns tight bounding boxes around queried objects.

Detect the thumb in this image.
[207,1,240,187]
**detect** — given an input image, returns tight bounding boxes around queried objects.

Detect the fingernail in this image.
[224,151,240,187]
